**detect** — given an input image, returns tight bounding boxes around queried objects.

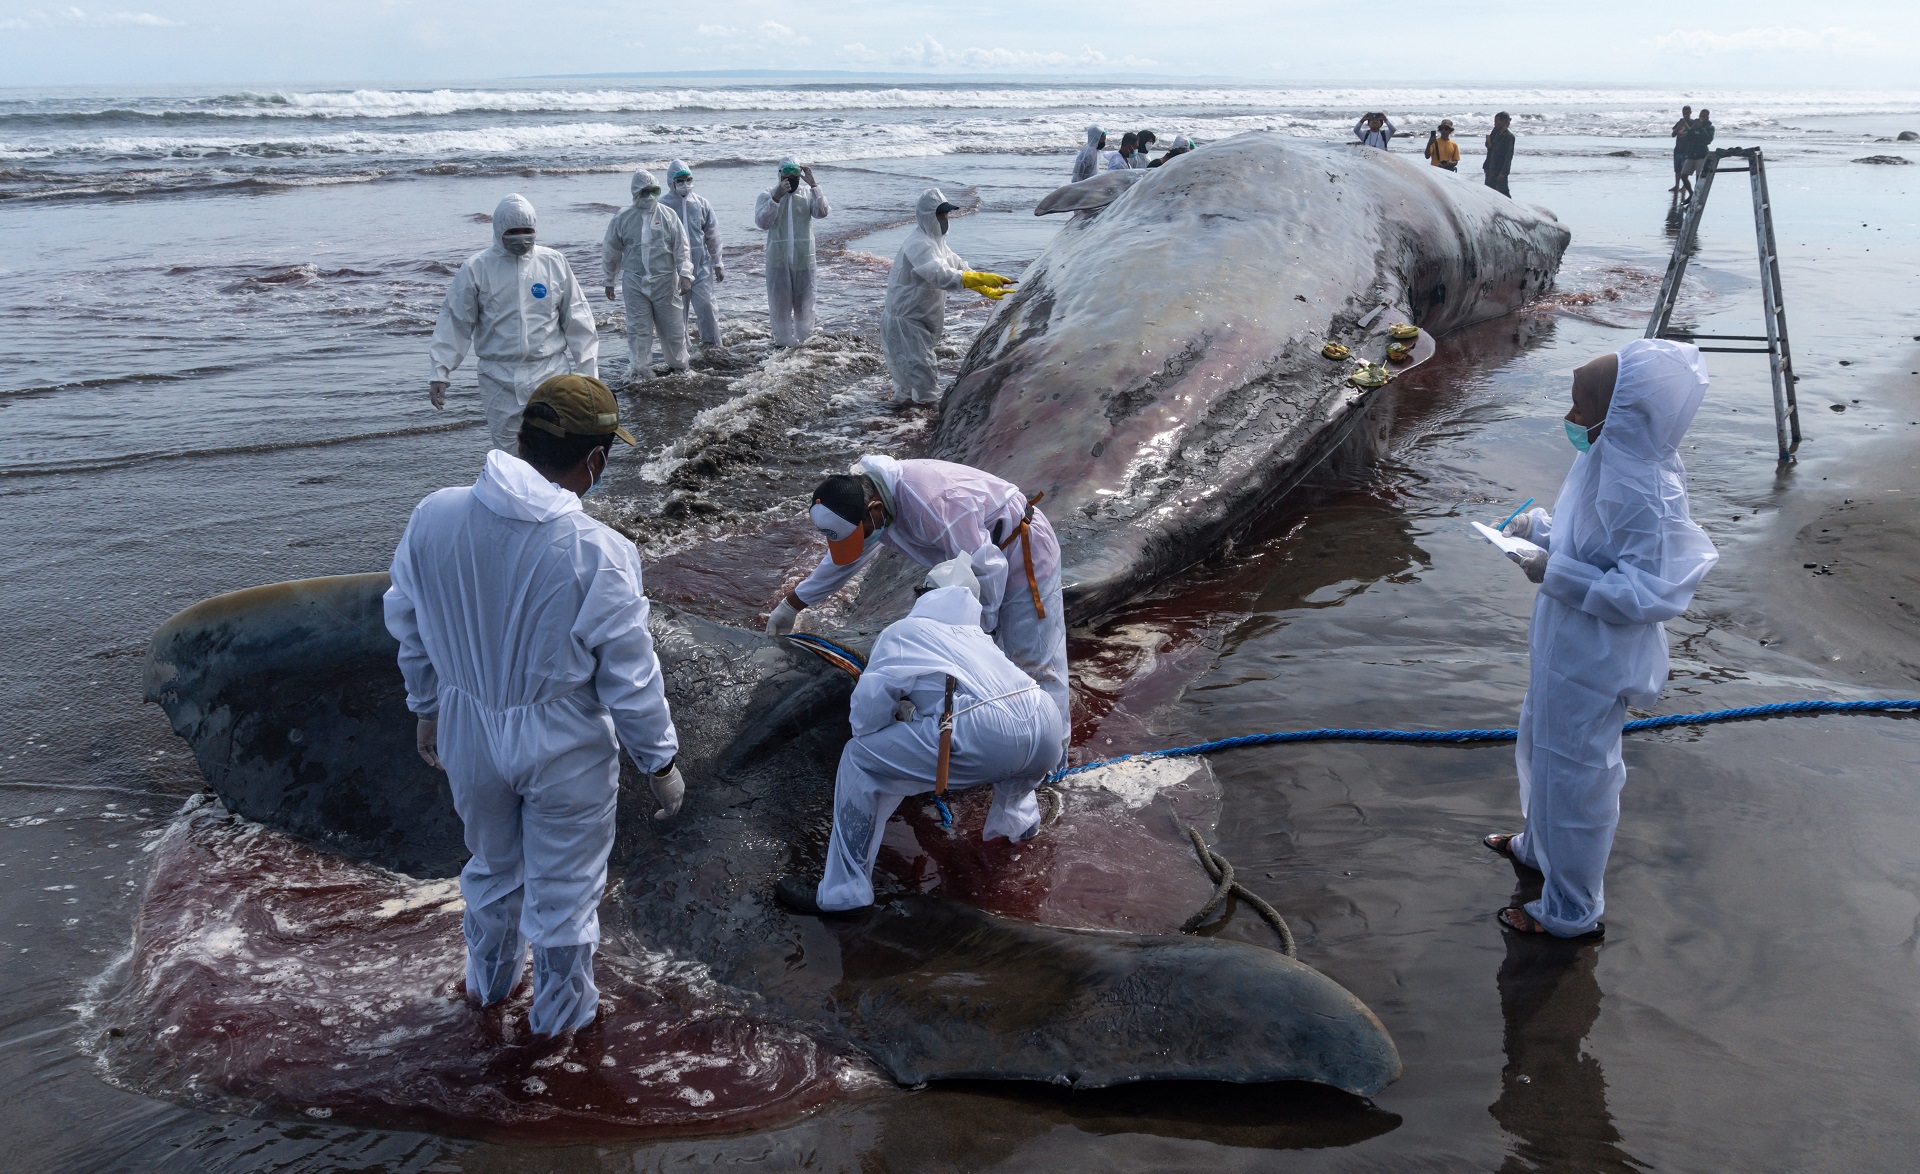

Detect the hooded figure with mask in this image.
[659,159,726,354]
[1071,125,1105,182]
[880,188,1015,406]
[764,453,1070,765]
[774,556,1066,914]
[752,156,830,347]
[385,374,684,1038]
[430,194,599,451]
[1487,338,1719,940]
[602,169,694,379]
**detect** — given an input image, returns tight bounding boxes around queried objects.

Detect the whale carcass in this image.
[109,133,1580,1129]
[930,131,1570,618]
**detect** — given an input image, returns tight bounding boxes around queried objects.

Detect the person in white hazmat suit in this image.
[660,160,726,354]
[602,169,694,379]
[385,374,686,1036]
[764,453,1070,764]
[1484,338,1718,940]
[879,189,1015,405]
[775,556,1067,914]
[429,194,599,452]
[1071,125,1105,182]
[752,157,830,347]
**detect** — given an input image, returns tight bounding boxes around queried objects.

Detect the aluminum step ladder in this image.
[1645,146,1800,463]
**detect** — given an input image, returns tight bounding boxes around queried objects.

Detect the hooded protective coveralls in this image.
[752,156,830,347]
[660,160,725,348]
[794,454,1069,759]
[430,195,598,452]
[603,169,693,375]
[384,449,679,1035]
[1071,125,1104,182]
[1505,339,1718,936]
[880,189,967,405]
[816,582,1066,911]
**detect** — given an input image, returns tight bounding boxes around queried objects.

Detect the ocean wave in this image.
[4,85,1918,125]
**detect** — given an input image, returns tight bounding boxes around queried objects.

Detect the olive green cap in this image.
[525,374,636,445]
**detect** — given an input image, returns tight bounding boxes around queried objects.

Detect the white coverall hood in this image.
[1505,336,1718,937]
[922,556,981,603]
[915,187,950,237]
[630,168,660,206]
[472,447,584,522]
[493,194,536,250]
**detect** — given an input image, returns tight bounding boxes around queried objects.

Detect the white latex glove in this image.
[429,381,448,410]
[1501,512,1533,540]
[1511,547,1549,584]
[416,718,443,771]
[765,598,799,637]
[713,266,725,283]
[893,697,917,723]
[648,764,686,820]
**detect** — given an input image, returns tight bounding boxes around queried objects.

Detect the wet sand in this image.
[4,133,1920,1168]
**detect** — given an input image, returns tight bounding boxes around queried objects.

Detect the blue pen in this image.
[1496,497,1535,532]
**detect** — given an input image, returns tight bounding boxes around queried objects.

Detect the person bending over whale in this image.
[766,453,1069,762]
[1484,339,1718,940]
[385,374,687,1036]
[776,557,1066,913]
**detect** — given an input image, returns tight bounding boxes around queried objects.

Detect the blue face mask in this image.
[1565,420,1594,452]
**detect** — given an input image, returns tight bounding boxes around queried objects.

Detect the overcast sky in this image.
[1,1,1914,89]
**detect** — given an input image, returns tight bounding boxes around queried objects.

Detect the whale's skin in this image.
[141,573,1402,1097]
[933,131,1571,619]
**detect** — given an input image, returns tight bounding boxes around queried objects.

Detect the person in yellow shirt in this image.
[1425,120,1461,172]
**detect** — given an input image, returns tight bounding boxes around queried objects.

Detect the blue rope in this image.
[1046,698,1920,784]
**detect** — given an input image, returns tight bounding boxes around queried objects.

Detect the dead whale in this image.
[135,572,1401,1119]
[932,131,1571,619]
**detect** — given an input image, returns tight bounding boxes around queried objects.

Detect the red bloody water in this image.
[93,800,872,1141]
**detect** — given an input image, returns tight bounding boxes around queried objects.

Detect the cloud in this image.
[698,20,809,48]
[4,7,184,27]
[837,42,881,63]
[1650,26,1887,55]
[887,36,1155,72]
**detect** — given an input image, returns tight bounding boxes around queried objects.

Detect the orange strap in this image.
[935,675,957,797]
[994,490,1047,619]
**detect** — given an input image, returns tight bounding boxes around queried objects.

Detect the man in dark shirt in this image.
[1669,105,1694,193]
[1484,111,1516,196]
[1678,109,1715,202]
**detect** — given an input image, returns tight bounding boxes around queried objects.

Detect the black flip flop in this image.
[1483,832,1522,860]
[1496,906,1604,941]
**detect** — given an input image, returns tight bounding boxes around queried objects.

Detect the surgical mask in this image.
[1565,420,1594,452]
[672,178,692,194]
[936,213,950,236]
[502,233,534,257]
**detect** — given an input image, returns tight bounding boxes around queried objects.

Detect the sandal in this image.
[1496,906,1604,941]
[1483,832,1522,860]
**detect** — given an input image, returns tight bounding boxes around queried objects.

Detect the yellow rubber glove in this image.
[962,271,1014,300]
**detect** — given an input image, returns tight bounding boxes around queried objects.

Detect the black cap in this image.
[812,474,868,525]
[935,201,960,216]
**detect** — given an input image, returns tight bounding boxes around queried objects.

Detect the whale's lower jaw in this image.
[139,573,1401,1100]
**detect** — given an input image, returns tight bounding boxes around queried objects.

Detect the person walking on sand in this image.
[1669,106,1695,193]
[1483,340,1718,941]
[1677,109,1715,203]
[429,194,598,453]
[1484,112,1515,196]
[1425,120,1461,171]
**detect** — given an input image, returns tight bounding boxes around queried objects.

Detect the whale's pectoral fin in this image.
[811,894,1402,1095]
[1034,169,1148,216]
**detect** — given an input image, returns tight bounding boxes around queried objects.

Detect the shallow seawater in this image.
[3,85,1919,1169]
